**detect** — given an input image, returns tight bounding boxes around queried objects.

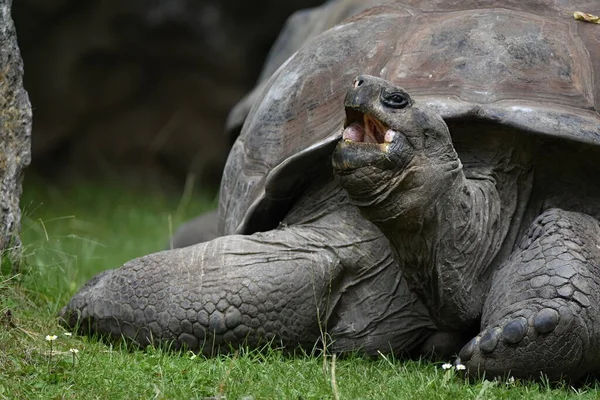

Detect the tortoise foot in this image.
[458,210,600,381]
[459,300,587,381]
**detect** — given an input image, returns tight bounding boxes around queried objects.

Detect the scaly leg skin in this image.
[60,202,436,357]
[459,208,600,381]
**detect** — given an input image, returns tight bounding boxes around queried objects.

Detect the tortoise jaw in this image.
[332,108,399,171]
[333,110,398,171]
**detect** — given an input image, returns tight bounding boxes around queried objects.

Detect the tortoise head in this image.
[332,75,456,171]
[333,75,462,224]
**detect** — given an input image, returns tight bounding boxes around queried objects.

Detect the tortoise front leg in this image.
[60,206,436,356]
[459,209,600,381]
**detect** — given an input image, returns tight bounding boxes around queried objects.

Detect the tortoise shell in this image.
[219,0,600,235]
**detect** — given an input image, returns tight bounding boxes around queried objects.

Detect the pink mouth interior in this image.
[342,113,396,144]
[343,123,367,142]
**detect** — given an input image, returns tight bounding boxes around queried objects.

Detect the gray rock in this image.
[0,0,32,258]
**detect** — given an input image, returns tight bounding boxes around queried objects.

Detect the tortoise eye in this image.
[381,91,409,109]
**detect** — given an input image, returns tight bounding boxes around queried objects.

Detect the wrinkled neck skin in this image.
[337,151,513,331]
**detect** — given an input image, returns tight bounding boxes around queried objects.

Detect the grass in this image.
[1,178,600,399]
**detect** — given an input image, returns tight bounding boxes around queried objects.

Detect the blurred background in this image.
[12,0,325,194]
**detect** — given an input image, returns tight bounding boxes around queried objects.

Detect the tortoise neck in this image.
[375,164,521,330]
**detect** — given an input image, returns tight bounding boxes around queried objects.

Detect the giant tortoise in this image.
[61,0,600,380]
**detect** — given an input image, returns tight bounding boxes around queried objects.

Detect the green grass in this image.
[1,179,600,399]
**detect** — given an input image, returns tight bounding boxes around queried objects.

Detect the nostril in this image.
[354,78,364,88]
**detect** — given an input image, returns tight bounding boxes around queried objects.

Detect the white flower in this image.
[507,376,515,384]
[441,363,453,370]
[45,335,58,341]
[64,332,73,337]
[69,348,79,354]
[455,364,466,371]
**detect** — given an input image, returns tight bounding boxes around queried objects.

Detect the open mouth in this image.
[342,108,397,145]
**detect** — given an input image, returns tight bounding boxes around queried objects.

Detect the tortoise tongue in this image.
[342,123,365,141]
[342,121,378,143]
